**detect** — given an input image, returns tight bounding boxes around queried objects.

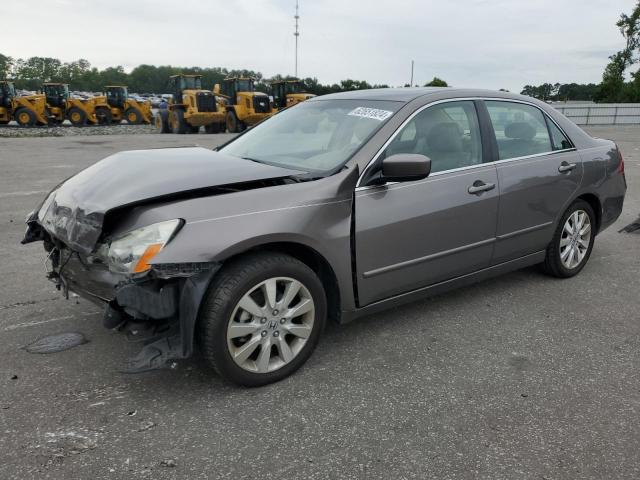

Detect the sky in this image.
[3,0,637,92]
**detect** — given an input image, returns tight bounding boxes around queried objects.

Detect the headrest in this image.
[427,122,463,152]
[504,122,536,140]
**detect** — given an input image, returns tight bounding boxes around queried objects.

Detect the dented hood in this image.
[36,147,301,253]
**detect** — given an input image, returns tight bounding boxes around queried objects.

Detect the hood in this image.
[36,147,302,253]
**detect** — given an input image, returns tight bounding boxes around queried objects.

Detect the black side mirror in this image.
[381,153,432,182]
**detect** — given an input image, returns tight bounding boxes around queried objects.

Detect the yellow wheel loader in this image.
[0,80,49,127]
[271,80,315,111]
[214,77,273,133]
[93,86,152,125]
[42,83,98,127]
[155,74,226,134]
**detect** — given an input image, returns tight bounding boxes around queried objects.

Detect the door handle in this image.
[558,162,577,173]
[468,181,495,195]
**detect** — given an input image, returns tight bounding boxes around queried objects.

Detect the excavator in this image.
[271,79,315,110]
[42,83,98,126]
[94,86,152,125]
[0,80,49,127]
[155,74,226,134]
[214,77,274,133]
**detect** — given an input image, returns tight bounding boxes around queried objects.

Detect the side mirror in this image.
[381,153,431,182]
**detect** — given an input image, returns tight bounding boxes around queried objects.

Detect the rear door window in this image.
[485,101,553,160]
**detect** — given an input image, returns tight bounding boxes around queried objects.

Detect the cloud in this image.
[3,0,635,91]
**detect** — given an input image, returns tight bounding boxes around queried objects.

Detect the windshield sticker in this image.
[347,107,393,122]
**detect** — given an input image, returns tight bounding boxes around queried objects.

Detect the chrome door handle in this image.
[558,162,577,173]
[468,181,495,195]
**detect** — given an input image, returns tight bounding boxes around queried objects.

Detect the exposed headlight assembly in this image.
[107,219,183,275]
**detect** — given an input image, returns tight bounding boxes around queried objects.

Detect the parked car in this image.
[23,88,626,386]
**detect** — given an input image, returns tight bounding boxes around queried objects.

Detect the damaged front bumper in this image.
[24,218,219,373]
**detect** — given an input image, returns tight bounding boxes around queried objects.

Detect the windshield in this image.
[237,79,253,92]
[219,99,402,173]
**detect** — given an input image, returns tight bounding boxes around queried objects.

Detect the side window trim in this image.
[543,112,575,151]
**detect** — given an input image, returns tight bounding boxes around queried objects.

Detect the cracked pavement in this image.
[0,128,639,479]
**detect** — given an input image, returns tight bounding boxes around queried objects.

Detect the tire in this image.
[169,109,188,134]
[542,199,596,278]
[204,122,221,134]
[124,107,143,125]
[155,110,170,133]
[67,107,87,127]
[95,107,112,125]
[226,110,240,133]
[198,252,327,387]
[15,107,36,127]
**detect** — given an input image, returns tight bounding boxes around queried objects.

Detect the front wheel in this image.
[124,107,143,125]
[198,253,326,387]
[542,199,596,278]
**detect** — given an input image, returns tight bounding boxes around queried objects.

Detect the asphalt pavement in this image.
[0,127,638,479]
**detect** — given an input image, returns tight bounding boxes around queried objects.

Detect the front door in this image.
[355,100,499,306]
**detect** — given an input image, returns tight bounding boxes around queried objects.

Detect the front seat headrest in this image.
[504,122,536,140]
[427,122,463,152]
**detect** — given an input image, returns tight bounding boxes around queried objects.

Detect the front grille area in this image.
[253,95,271,113]
[196,92,217,113]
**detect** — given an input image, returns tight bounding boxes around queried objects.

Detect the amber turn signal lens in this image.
[133,243,163,273]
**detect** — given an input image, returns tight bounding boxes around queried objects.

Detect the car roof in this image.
[309,87,533,103]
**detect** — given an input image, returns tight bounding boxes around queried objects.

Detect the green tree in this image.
[424,77,448,87]
[0,53,13,79]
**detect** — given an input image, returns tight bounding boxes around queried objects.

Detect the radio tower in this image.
[294,0,300,77]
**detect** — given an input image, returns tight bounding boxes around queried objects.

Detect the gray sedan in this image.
[23,88,627,386]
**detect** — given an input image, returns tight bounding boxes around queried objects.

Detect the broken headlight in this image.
[107,219,183,275]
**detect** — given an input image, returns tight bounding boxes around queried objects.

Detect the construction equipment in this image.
[214,77,273,133]
[93,86,153,125]
[0,80,49,127]
[271,80,315,110]
[42,83,98,126]
[155,74,226,134]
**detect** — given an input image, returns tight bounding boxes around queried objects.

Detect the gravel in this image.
[0,124,156,138]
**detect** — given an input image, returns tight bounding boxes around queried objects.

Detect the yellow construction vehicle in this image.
[271,79,315,110]
[42,83,98,126]
[155,74,226,134]
[0,80,49,127]
[214,77,274,133]
[93,86,152,125]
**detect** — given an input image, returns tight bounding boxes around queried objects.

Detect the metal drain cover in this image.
[24,332,88,354]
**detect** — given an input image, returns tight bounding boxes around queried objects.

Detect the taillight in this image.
[616,144,625,174]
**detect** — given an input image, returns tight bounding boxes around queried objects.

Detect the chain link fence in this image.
[553,103,640,125]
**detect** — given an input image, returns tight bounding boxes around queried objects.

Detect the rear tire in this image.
[67,107,87,127]
[124,107,143,125]
[542,199,596,278]
[198,252,327,387]
[169,109,188,134]
[15,107,36,127]
[155,110,170,133]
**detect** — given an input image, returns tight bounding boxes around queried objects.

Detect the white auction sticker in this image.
[347,107,393,122]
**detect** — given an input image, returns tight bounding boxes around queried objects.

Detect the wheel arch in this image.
[575,192,602,234]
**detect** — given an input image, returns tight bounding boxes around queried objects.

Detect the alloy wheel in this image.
[226,277,315,373]
[560,209,591,269]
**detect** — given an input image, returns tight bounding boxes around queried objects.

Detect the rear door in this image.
[355,100,499,306]
[482,100,583,264]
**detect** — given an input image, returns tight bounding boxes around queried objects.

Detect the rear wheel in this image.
[198,253,326,387]
[95,107,112,125]
[542,199,596,278]
[67,107,87,127]
[155,110,170,133]
[169,109,188,134]
[124,107,143,125]
[15,107,36,127]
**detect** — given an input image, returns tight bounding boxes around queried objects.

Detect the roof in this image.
[309,87,532,104]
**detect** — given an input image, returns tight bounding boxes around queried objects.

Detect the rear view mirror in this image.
[381,154,431,182]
